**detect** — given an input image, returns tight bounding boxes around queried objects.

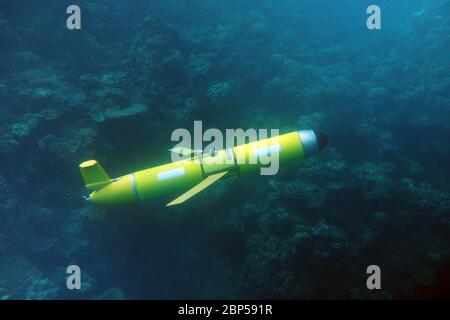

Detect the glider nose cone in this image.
[298,130,328,157]
[313,130,328,152]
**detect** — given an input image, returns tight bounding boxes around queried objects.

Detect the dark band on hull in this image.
[130,173,141,200]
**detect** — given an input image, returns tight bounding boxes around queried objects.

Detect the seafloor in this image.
[0,0,449,299]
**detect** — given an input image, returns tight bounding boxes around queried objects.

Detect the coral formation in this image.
[0,0,449,300]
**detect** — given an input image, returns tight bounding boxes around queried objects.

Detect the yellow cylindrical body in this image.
[233,131,304,174]
[89,174,136,204]
[88,131,307,205]
[134,159,204,200]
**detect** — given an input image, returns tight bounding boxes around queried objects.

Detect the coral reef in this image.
[0,0,449,300]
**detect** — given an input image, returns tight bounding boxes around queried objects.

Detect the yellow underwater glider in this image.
[79,130,327,206]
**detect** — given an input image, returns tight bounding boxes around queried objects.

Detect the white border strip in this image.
[157,167,185,181]
[254,144,281,158]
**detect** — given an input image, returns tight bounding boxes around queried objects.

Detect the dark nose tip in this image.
[314,131,328,152]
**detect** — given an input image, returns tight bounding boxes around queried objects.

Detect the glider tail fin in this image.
[79,160,113,190]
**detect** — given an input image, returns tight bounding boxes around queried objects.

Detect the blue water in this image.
[0,0,449,299]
